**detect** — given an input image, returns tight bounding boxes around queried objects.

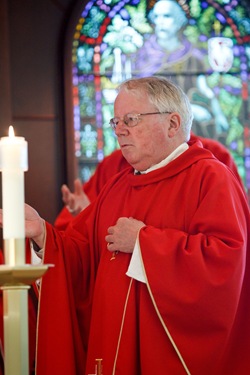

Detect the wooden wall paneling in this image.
[0,0,81,227]
[6,0,70,224]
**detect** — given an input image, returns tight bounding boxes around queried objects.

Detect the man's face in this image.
[113,89,172,171]
[152,1,183,40]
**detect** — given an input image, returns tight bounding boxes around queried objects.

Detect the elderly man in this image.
[2,76,249,375]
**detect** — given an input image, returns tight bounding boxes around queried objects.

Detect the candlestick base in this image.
[0,264,52,286]
[0,264,52,375]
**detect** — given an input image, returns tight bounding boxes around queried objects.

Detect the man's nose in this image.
[114,120,129,135]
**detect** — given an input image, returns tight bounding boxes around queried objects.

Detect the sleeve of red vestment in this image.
[35,210,97,375]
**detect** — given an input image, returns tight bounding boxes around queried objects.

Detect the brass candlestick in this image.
[0,239,51,375]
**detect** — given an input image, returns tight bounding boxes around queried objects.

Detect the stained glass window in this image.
[72,0,250,199]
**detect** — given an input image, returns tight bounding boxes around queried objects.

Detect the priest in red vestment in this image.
[54,134,245,231]
[0,132,245,375]
[3,76,249,375]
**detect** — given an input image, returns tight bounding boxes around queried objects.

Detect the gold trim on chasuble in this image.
[139,244,192,375]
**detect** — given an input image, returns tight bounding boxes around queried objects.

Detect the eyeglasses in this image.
[109,112,171,130]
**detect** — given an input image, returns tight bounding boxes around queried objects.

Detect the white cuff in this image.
[126,235,146,283]
[30,240,44,265]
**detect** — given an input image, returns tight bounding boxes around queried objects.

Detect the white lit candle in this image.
[0,126,28,265]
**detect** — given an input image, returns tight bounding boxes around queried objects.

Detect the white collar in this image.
[135,142,189,175]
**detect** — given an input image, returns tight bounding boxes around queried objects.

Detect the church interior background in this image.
[69,0,250,201]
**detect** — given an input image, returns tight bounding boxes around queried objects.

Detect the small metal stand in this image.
[89,358,103,375]
[0,263,50,375]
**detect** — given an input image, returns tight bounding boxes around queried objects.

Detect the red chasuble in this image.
[36,141,250,375]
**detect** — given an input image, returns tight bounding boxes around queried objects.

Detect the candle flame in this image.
[8,125,15,138]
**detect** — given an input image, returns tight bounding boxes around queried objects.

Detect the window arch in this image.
[66,0,250,199]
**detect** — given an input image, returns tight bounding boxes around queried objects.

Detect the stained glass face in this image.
[72,0,250,197]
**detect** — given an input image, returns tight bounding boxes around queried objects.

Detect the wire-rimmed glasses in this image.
[109,112,171,130]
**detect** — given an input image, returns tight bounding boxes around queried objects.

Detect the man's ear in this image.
[168,113,181,137]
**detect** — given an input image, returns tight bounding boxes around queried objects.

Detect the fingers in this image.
[61,184,70,194]
[61,178,91,216]
[74,179,83,195]
[67,195,77,214]
[105,234,112,241]
[107,226,114,234]
[68,195,75,208]
[61,184,71,205]
[105,217,146,254]
[81,192,91,209]
[107,242,113,251]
